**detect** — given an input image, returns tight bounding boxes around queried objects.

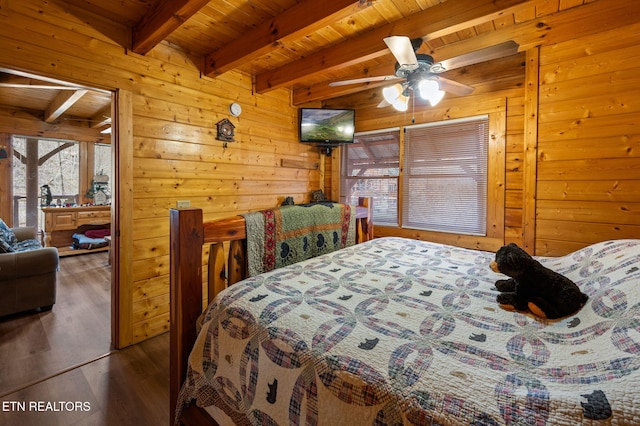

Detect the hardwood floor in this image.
[0,333,169,425]
[0,252,170,425]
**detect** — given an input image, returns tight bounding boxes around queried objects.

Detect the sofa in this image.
[0,221,59,317]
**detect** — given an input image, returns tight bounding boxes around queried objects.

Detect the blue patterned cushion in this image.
[0,218,17,244]
[13,239,43,252]
[0,236,14,253]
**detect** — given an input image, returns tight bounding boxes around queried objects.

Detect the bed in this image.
[170,204,640,425]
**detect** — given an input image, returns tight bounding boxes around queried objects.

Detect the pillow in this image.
[0,236,14,253]
[0,219,17,245]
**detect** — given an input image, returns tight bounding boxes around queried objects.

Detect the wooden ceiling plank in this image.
[132,0,212,55]
[254,0,538,93]
[204,0,361,76]
[44,89,88,123]
[431,0,638,60]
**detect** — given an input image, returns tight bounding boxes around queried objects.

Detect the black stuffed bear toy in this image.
[490,243,589,319]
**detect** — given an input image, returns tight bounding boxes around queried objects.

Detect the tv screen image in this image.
[299,108,355,143]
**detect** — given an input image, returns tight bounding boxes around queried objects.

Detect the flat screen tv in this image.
[299,108,355,144]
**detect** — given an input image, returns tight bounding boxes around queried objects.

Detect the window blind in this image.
[403,115,489,235]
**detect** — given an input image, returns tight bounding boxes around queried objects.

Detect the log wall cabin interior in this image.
[0,0,638,348]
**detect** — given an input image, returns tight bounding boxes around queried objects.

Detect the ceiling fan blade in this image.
[435,77,475,96]
[430,40,519,73]
[329,75,399,87]
[377,98,391,108]
[383,36,418,69]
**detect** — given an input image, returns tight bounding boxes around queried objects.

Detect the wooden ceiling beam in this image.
[205,0,363,76]
[91,107,112,129]
[132,0,211,55]
[0,108,107,143]
[0,74,83,90]
[255,0,538,94]
[44,89,88,123]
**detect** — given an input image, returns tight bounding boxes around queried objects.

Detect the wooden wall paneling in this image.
[112,89,133,348]
[536,218,640,247]
[321,153,329,198]
[486,110,506,239]
[535,21,640,254]
[537,199,640,226]
[537,180,640,203]
[535,239,587,257]
[538,137,640,162]
[131,195,290,221]
[522,47,540,254]
[374,225,505,252]
[505,189,524,210]
[504,93,526,243]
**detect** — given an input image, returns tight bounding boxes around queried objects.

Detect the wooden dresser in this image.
[42,205,111,256]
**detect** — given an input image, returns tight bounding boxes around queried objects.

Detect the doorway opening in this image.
[0,68,116,397]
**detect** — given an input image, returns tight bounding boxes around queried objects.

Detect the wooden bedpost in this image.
[357,196,373,243]
[170,208,204,425]
[170,198,373,424]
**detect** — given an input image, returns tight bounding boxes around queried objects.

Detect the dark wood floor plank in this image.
[0,333,169,425]
[0,251,171,425]
[0,252,112,397]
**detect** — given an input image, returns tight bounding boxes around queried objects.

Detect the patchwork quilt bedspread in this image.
[176,237,640,425]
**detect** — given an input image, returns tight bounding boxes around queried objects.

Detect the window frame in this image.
[402,114,489,236]
[338,111,505,247]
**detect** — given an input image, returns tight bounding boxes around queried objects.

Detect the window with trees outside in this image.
[340,129,400,226]
[11,137,111,230]
[340,115,489,236]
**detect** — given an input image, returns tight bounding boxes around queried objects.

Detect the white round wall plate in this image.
[229,102,242,117]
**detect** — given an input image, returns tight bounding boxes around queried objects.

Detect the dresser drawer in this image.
[77,209,110,225]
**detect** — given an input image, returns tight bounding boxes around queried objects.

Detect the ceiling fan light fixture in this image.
[418,79,438,99]
[392,94,409,112]
[428,89,445,106]
[382,83,403,104]
[418,79,445,106]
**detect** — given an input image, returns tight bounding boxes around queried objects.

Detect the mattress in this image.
[176,237,640,425]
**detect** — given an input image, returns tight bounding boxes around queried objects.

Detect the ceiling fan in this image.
[329,37,519,111]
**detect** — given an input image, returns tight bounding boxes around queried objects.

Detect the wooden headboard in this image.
[169,198,372,425]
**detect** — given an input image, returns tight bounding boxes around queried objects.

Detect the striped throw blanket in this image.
[241,202,355,276]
